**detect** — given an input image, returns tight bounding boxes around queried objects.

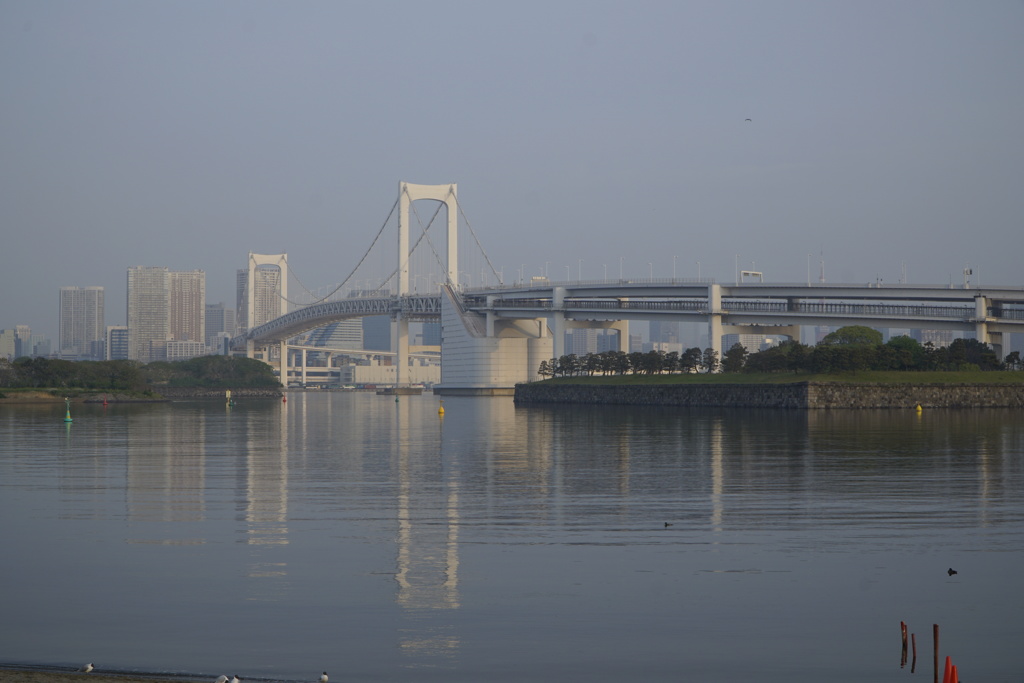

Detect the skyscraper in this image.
[0,330,15,360]
[169,270,205,342]
[205,302,236,348]
[14,325,32,358]
[127,266,169,362]
[649,321,679,344]
[59,286,105,359]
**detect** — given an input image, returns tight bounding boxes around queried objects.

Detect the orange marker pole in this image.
[942,655,952,683]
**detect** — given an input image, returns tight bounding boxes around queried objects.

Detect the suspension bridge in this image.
[231,181,1024,394]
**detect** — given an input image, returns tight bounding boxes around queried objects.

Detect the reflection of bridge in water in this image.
[233,182,1024,394]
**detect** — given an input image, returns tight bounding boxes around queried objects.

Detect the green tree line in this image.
[539,326,1017,378]
[0,355,280,391]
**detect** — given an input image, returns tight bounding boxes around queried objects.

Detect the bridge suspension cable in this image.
[278,196,401,306]
[273,183,504,310]
[451,192,502,285]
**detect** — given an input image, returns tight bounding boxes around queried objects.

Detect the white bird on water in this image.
[80,664,94,673]
[231,676,242,683]
[320,672,329,683]
[215,676,229,683]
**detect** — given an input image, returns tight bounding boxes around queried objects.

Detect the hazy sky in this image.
[2,1,1022,337]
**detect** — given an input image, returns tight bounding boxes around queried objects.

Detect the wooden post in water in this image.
[901,621,908,667]
[911,632,917,673]
[933,624,940,683]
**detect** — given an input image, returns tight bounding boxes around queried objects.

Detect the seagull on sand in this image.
[80,664,94,673]
[320,673,329,683]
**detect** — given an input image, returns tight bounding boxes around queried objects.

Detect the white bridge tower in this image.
[395,182,458,388]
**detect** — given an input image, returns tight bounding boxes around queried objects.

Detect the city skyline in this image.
[2,2,1022,338]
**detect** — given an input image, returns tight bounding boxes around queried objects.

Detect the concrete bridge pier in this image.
[279,341,287,385]
[393,315,410,387]
[974,294,1004,359]
[708,284,723,359]
[435,285,553,395]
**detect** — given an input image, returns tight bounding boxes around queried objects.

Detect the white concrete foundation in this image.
[436,287,552,394]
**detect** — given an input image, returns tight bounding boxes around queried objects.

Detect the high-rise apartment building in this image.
[205,303,236,348]
[565,328,598,356]
[169,270,205,343]
[127,266,170,362]
[127,267,208,363]
[106,326,129,360]
[0,329,15,360]
[14,325,32,358]
[59,286,105,359]
[649,321,680,344]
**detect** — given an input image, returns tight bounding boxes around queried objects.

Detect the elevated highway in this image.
[234,279,1024,390]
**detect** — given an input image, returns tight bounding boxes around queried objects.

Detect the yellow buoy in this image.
[438,400,445,416]
[915,404,922,412]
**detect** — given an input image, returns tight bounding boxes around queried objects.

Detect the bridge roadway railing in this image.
[468,296,982,321]
[239,288,1024,348]
[238,294,442,346]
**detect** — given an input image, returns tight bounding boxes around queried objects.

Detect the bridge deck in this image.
[236,281,1024,347]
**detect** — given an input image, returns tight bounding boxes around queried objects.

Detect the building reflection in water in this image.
[238,401,290,598]
[125,406,207,545]
[710,417,724,533]
[242,404,289,547]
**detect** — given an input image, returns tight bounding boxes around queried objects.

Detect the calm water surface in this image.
[1,393,1022,682]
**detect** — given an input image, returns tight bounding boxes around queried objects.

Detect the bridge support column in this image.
[551,287,567,360]
[611,320,629,352]
[301,348,307,387]
[279,342,287,386]
[486,296,496,337]
[974,295,1003,358]
[393,316,409,387]
[708,284,723,360]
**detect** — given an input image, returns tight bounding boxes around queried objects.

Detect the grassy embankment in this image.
[537,370,1024,386]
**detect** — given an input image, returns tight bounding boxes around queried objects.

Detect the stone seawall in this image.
[514,382,1024,409]
[154,386,283,400]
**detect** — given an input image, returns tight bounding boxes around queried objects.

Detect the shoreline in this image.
[0,387,282,404]
[514,380,1024,408]
[0,667,298,683]
[0,668,205,683]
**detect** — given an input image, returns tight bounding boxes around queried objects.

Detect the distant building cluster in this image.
[1,251,403,366]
